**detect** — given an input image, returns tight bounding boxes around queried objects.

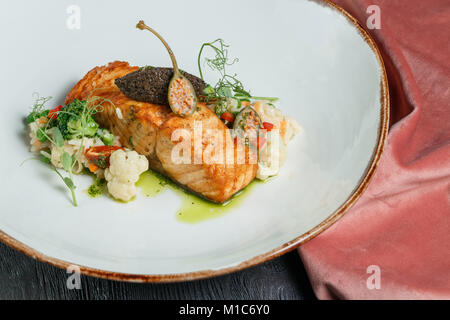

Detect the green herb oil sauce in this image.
[136,171,258,224]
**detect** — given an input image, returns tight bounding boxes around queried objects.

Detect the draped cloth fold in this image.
[298,0,450,299]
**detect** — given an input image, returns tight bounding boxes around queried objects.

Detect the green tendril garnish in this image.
[197,39,278,113]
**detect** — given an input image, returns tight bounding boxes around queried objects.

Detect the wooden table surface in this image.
[0,242,316,300]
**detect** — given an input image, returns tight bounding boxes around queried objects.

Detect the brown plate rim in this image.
[0,0,390,283]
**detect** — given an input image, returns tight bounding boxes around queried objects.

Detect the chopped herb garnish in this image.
[93,155,107,169]
[88,178,106,198]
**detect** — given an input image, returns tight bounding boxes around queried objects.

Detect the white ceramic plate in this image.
[0,0,388,281]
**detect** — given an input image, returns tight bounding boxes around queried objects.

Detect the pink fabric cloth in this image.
[298,0,450,299]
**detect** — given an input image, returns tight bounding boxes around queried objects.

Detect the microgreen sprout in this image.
[26,93,52,124]
[197,39,278,115]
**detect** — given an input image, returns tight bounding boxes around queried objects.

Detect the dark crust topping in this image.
[115,67,207,106]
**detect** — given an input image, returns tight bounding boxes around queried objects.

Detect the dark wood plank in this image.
[0,242,315,300]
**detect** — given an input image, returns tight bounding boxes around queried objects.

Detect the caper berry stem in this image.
[136,20,179,74]
[136,20,198,117]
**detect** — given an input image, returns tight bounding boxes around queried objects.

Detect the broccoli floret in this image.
[97,129,115,146]
[67,117,99,138]
[57,99,99,140]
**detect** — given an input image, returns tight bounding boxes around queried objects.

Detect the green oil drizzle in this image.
[136,170,258,224]
[136,171,168,197]
[174,187,251,224]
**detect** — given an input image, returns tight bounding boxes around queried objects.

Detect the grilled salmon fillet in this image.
[65,61,257,203]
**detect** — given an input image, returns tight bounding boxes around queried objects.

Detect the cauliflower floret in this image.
[256,133,287,180]
[283,116,301,143]
[253,101,301,180]
[106,180,138,202]
[253,101,301,144]
[104,149,149,202]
